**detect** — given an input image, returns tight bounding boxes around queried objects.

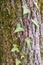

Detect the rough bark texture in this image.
[0,0,41,65]
[17,0,41,65]
[0,0,22,65]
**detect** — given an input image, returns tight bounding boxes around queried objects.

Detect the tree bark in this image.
[17,0,41,65]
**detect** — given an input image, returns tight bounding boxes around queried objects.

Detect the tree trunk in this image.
[17,0,41,65]
[0,0,22,65]
[0,0,41,65]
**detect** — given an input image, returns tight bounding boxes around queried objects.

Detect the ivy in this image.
[33,1,39,10]
[22,4,30,15]
[21,53,25,59]
[15,58,21,65]
[25,38,31,47]
[11,44,19,53]
[31,18,38,27]
[14,23,24,33]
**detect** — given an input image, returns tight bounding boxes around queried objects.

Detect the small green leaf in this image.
[13,44,18,48]
[11,48,15,52]
[34,2,39,10]
[11,48,19,52]
[31,18,38,27]
[15,58,21,65]
[22,4,30,15]
[21,53,25,59]
[14,23,24,33]
[11,44,19,52]
[25,38,31,47]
